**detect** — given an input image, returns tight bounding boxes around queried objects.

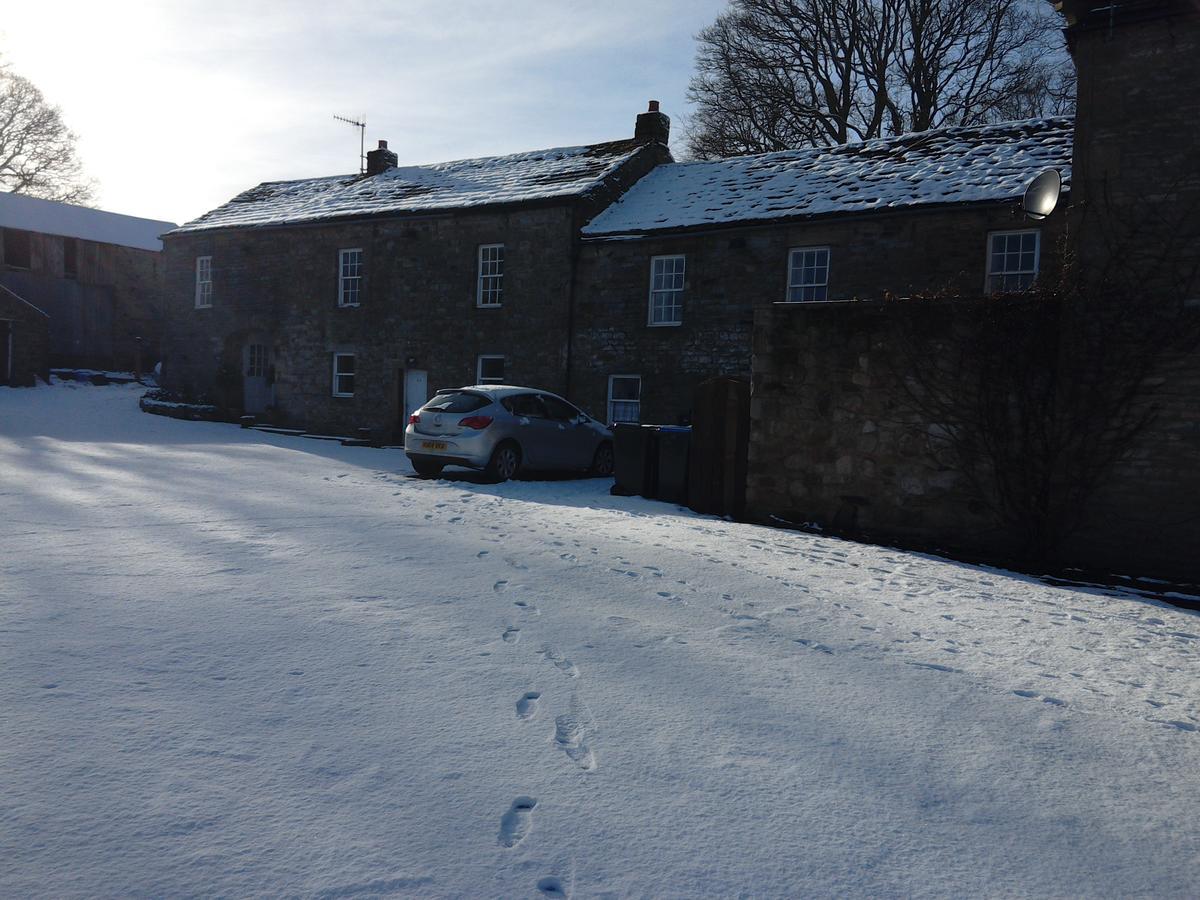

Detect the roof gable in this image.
[173,139,646,234]
[583,117,1074,237]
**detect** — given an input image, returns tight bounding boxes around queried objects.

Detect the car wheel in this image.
[486,442,522,483]
[590,441,614,477]
[412,458,444,477]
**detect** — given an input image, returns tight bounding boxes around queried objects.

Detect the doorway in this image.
[401,368,428,428]
[242,341,271,414]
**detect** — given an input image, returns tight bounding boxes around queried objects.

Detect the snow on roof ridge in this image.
[584,116,1075,237]
[172,138,643,234]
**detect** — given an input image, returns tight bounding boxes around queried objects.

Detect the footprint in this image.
[517,691,541,720]
[1014,689,1066,706]
[502,626,521,644]
[537,877,567,897]
[493,580,508,593]
[514,600,540,616]
[553,712,597,771]
[539,647,579,678]
[498,797,537,848]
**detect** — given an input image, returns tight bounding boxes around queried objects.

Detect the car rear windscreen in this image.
[422,392,490,414]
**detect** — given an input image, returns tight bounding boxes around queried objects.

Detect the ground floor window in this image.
[477,354,505,384]
[332,352,355,397]
[247,344,267,377]
[608,374,641,424]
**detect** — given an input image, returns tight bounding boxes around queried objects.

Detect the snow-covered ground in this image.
[3,381,1199,898]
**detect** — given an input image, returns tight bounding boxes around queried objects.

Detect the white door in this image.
[404,369,428,421]
[243,342,271,414]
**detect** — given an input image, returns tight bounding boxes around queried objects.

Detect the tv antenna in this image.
[334,114,367,174]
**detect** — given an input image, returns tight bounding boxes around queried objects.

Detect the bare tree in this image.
[0,61,95,204]
[686,0,1075,158]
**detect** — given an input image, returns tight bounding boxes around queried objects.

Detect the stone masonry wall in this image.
[571,202,1067,426]
[747,298,1200,582]
[162,204,578,438]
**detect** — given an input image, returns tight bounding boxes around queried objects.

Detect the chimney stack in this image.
[635,100,670,146]
[366,139,398,176]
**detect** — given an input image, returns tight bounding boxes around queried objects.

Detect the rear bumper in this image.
[405,431,492,468]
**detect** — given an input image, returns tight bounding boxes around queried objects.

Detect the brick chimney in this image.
[366,139,398,175]
[635,100,670,145]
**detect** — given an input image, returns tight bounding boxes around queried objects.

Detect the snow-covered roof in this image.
[583,117,1074,237]
[0,192,176,252]
[173,140,647,234]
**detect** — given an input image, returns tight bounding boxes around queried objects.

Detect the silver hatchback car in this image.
[405,385,614,481]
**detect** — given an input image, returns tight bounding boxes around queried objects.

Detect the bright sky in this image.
[1,0,728,225]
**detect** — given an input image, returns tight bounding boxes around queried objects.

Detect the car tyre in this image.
[590,441,614,477]
[412,458,444,477]
[486,441,522,483]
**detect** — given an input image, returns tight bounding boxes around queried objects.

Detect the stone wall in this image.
[162,204,580,438]
[746,297,1200,582]
[571,202,1067,426]
[0,286,50,386]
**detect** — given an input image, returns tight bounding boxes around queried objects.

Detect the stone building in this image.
[0,192,175,371]
[743,0,1200,581]
[572,117,1074,425]
[160,105,672,437]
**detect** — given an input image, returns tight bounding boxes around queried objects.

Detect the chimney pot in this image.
[648,100,660,112]
[378,139,388,149]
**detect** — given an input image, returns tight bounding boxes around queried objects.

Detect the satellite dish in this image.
[1022,168,1062,220]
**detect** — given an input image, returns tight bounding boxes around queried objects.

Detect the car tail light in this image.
[458,415,494,430]
[408,413,420,425]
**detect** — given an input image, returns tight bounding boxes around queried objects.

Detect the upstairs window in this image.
[339,248,363,306]
[477,243,504,307]
[3,228,32,270]
[477,355,505,384]
[987,230,1040,293]
[63,238,78,279]
[787,247,830,302]
[608,374,641,425]
[332,352,356,397]
[194,256,212,308]
[649,255,685,326]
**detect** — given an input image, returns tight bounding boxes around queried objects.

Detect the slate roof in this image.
[173,139,646,233]
[0,192,176,252]
[583,117,1074,237]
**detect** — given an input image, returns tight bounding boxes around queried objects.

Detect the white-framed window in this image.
[338,248,363,307]
[648,255,686,326]
[332,352,356,397]
[787,247,830,302]
[246,344,267,378]
[477,243,504,307]
[986,230,1040,293]
[194,256,212,308]
[477,354,505,384]
[608,374,641,425]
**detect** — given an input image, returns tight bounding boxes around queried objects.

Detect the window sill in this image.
[332,393,355,399]
[337,303,360,309]
[648,321,683,328]
[476,303,503,309]
[194,304,213,310]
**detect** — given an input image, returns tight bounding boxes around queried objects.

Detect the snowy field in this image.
[3,381,1199,899]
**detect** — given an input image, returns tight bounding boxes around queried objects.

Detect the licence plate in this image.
[421,441,447,450]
